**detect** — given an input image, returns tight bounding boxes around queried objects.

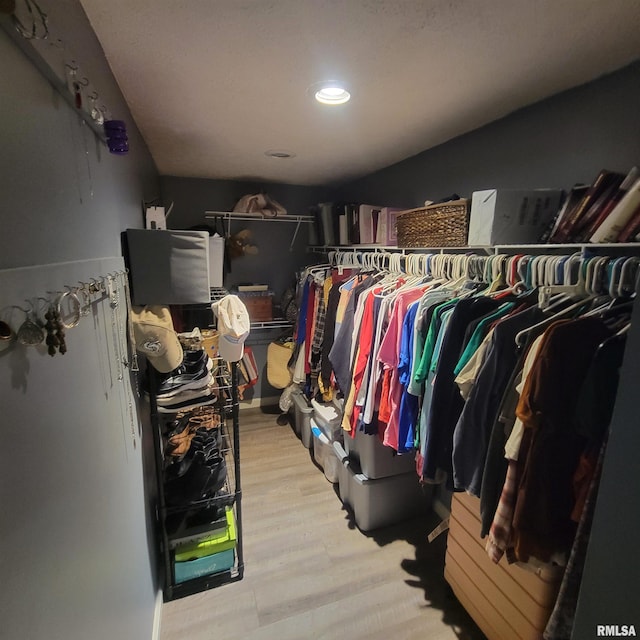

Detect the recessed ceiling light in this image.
[265,149,296,159]
[310,81,351,106]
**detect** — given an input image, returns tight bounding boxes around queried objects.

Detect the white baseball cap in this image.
[211,295,250,362]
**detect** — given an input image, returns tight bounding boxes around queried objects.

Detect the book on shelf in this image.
[237,284,269,292]
[580,167,638,241]
[572,172,626,241]
[337,204,350,245]
[541,185,588,243]
[358,204,382,244]
[616,201,640,242]
[550,170,622,242]
[349,203,361,244]
[590,175,640,243]
[375,207,402,246]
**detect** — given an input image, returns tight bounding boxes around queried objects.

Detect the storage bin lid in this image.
[311,398,340,425]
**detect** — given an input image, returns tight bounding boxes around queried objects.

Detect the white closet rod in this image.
[326,249,640,297]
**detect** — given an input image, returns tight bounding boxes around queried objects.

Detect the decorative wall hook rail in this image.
[1,1,118,145]
[0,270,137,369]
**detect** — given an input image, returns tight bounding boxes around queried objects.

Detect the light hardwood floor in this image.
[160,408,487,640]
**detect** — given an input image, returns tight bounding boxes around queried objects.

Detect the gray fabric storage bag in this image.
[126,229,211,305]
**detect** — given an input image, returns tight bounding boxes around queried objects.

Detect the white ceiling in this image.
[80,0,640,186]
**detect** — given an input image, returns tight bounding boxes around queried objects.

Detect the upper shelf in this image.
[309,242,640,255]
[205,211,315,251]
[205,211,315,223]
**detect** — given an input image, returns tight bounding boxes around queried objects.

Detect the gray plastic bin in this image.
[344,428,416,479]
[340,461,431,531]
[334,442,350,502]
[291,390,313,447]
[311,420,340,483]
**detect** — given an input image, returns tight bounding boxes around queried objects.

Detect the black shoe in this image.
[164,450,226,506]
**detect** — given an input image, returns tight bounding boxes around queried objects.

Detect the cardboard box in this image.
[468,189,563,245]
[237,291,273,322]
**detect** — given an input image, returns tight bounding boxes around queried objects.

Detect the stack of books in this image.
[545,167,640,243]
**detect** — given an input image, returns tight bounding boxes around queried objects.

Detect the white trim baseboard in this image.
[152,589,163,640]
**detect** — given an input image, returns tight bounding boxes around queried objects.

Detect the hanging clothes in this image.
[479,332,545,538]
[420,296,502,487]
[328,275,374,394]
[452,305,544,496]
[377,286,428,451]
[511,316,612,564]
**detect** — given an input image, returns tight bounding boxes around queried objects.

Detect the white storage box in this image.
[311,420,340,483]
[291,390,313,447]
[344,428,416,479]
[310,399,342,441]
[468,189,563,245]
[340,461,432,532]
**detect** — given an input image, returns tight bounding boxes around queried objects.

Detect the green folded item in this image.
[174,507,236,562]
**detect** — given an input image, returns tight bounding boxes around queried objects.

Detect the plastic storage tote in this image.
[344,427,416,479]
[311,420,340,483]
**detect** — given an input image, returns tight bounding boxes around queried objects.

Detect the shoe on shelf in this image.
[156,380,216,407]
[156,369,213,398]
[157,394,218,414]
[164,450,227,506]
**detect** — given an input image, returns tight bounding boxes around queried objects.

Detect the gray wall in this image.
[0,1,160,638]
[333,60,640,208]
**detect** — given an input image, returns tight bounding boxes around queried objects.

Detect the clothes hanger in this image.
[618,256,640,298]
[514,294,599,347]
[537,252,584,308]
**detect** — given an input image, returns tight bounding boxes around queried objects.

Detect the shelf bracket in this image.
[289,218,302,251]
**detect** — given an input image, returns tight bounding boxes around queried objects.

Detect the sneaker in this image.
[157,395,218,414]
[156,381,215,406]
[180,349,214,373]
[141,350,213,394]
[157,370,213,398]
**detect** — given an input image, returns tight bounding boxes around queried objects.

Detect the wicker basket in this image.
[396,199,469,247]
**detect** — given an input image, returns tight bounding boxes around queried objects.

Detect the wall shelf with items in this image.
[205,211,315,250]
[308,244,491,254]
[250,320,294,330]
[309,243,640,257]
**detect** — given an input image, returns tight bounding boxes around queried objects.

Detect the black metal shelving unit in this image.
[149,358,244,601]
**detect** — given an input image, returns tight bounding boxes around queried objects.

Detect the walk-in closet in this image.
[2,2,640,640]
